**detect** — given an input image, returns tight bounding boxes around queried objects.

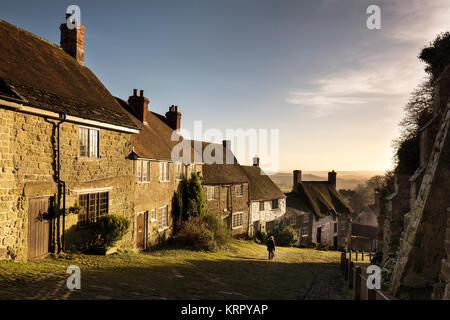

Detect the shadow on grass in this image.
[0,256,342,300]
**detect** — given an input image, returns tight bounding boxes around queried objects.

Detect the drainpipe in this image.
[56,112,67,253]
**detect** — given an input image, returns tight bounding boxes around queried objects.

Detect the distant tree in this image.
[339,175,387,213]
[184,172,205,218]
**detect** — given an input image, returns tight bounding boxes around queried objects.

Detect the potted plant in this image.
[68,200,84,215]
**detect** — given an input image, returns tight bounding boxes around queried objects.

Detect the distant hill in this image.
[269,171,385,192]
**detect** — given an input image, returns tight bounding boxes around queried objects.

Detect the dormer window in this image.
[79,127,99,158]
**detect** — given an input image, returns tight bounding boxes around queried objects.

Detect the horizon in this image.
[1,1,449,172]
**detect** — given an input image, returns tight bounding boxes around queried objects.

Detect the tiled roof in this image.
[0,20,137,130]
[240,165,285,201]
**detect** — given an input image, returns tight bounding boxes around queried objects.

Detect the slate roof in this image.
[287,181,352,219]
[115,98,201,162]
[0,19,137,130]
[240,165,285,201]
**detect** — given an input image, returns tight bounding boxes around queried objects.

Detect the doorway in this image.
[136,211,148,251]
[28,197,51,260]
[317,227,322,244]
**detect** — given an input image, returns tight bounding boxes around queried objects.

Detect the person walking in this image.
[266,236,276,260]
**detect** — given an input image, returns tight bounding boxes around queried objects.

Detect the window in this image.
[303,214,309,224]
[271,199,279,209]
[176,162,184,180]
[290,217,296,225]
[150,209,156,222]
[259,201,265,211]
[236,184,243,197]
[158,206,169,230]
[232,212,243,229]
[136,160,150,182]
[206,186,216,201]
[79,127,99,158]
[78,192,108,225]
[334,223,338,233]
[341,222,346,230]
[159,162,170,182]
[302,227,308,237]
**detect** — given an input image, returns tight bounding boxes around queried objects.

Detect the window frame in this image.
[136,160,150,183]
[158,205,169,231]
[271,199,279,210]
[175,162,184,180]
[206,186,216,201]
[159,162,170,182]
[77,191,109,226]
[232,212,244,229]
[259,201,265,211]
[302,227,308,237]
[235,184,244,197]
[150,209,156,222]
[303,214,309,224]
[290,216,296,226]
[79,126,99,159]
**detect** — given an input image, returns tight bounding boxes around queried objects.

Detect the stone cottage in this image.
[200,141,250,237]
[0,19,140,260]
[240,157,286,237]
[285,170,352,249]
[116,94,203,250]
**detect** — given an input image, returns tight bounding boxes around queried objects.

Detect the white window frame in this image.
[290,217,296,226]
[175,162,184,180]
[150,209,156,222]
[232,212,243,229]
[259,201,265,211]
[159,162,170,182]
[303,214,309,224]
[158,205,169,231]
[136,160,150,183]
[235,184,243,197]
[79,126,99,158]
[206,186,216,201]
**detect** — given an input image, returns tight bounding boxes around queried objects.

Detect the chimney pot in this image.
[140,90,144,97]
[165,105,181,130]
[328,170,337,187]
[293,170,302,189]
[133,89,138,96]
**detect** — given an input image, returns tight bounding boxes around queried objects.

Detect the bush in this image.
[255,230,268,244]
[91,214,130,250]
[175,212,230,251]
[273,226,298,247]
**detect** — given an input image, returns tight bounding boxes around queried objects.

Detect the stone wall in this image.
[134,162,201,247]
[0,107,135,260]
[203,183,250,237]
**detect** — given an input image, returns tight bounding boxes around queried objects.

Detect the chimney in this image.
[165,105,181,130]
[253,156,260,167]
[222,140,231,149]
[328,170,337,187]
[293,170,302,189]
[128,89,150,125]
[60,14,86,64]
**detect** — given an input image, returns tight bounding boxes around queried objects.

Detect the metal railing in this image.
[341,251,391,300]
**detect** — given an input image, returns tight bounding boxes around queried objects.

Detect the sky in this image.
[1,0,449,172]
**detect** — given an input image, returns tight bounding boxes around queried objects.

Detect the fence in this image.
[340,250,391,300]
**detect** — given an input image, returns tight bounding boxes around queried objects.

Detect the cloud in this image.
[286,0,449,118]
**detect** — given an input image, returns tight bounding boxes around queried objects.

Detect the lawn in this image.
[0,240,349,300]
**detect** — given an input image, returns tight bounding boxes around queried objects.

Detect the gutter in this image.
[0,98,140,134]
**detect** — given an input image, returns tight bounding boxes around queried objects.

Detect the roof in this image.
[240,165,285,201]
[116,98,201,162]
[285,192,314,216]
[202,164,249,185]
[353,207,378,227]
[288,181,352,218]
[0,19,137,130]
[352,223,378,239]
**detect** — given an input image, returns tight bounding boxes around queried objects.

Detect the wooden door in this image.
[136,211,147,251]
[28,197,51,260]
